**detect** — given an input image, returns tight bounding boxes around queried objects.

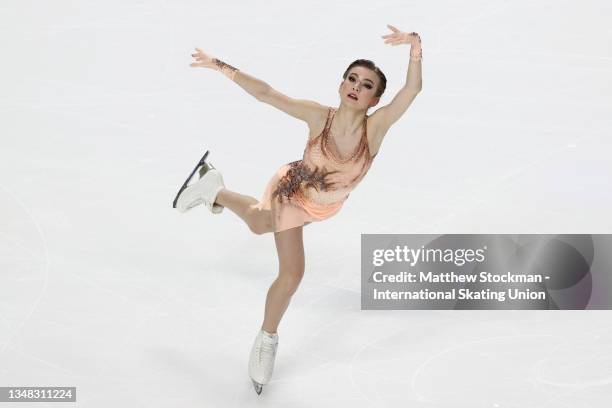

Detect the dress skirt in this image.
[251,163,346,233]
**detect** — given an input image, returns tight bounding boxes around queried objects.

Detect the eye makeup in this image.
[348,74,374,89]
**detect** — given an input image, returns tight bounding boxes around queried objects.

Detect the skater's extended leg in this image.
[215,188,274,235]
[261,225,305,334]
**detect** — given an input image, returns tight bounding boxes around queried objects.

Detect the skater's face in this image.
[339,67,380,109]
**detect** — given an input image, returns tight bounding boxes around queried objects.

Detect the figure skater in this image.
[173,24,422,394]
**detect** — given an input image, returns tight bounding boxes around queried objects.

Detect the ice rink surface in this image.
[1,0,611,406]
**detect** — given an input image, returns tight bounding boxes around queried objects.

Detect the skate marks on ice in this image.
[0,185,50,355]
[345,313,612,407]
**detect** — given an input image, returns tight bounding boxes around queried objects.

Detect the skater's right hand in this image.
[190,48,216,69]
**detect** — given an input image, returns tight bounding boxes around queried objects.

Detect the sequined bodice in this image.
[271,107,375,207]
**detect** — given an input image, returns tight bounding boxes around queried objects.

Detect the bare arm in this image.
[227,69,326,126]
[233,70,270,100]
[190,48,324,125]
[370,26,423,135]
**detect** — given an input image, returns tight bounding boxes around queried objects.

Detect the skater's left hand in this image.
[381,24,421,47]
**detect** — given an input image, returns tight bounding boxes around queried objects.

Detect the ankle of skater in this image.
[215,187,228,205]
[261,325,277,335]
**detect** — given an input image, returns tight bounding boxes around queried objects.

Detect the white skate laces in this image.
[199,164,225,214]
[249,330,279,394]
[259,335,277,366]
[176,167,225,214]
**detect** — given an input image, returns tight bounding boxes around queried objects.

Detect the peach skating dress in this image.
[252,107,377,232]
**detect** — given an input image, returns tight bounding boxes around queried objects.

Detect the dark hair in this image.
[342,59,387,97]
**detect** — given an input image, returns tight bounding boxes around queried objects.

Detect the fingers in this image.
[387,24,399,32]
[384,25,421,38]
[383,35,401,44]
[381,30,421,47]
[191,50,206,62]
[193,47,206,57]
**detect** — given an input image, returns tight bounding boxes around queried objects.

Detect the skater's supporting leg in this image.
[215,188,273,234]
[261,225,305,333]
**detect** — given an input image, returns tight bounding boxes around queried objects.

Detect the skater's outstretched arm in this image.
[190,48,324,126]
[369,25,423,137]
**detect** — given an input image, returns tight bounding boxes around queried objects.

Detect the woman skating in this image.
[173,24,422,394]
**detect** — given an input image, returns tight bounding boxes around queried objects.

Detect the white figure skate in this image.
[173,150,225,214]
[248,329,279,395]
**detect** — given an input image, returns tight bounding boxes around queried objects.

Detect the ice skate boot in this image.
[197,162,224,214]
[248,329,279,395]
[173,150,225,214]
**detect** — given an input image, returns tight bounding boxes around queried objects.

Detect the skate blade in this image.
[198,162,216,179]
[251,380,263,395]
[172,150,210,209]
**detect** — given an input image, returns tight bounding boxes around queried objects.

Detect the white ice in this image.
[1,0,611,407]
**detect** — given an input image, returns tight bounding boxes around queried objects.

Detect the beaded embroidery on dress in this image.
[252,107,376,232]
